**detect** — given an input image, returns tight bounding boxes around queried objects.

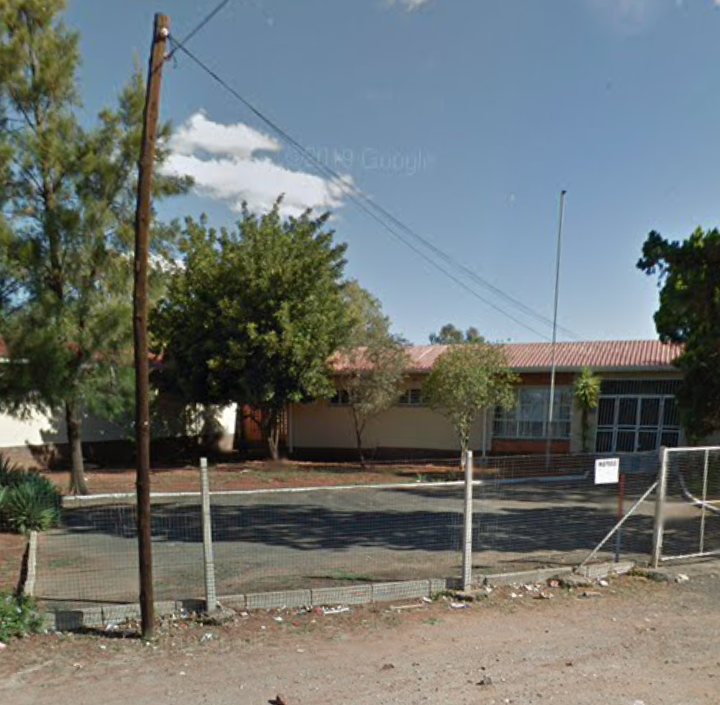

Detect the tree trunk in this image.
[65,401,88,495]
[351,409,366,468]
[581,408,589,454]
[267,426,279,461]
[265,410,280,461]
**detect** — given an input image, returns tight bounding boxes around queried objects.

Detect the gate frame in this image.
[652,445,720,566]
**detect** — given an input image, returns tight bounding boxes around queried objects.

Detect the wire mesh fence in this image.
[472,452,659,574]
[31,450,687,612]
[658,447,720,562]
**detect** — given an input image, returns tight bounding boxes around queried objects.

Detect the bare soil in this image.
[42,460,454,496]
[2,565,719,705]
[0,533,25,592]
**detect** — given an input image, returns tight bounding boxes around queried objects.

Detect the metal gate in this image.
[652,446,720,565]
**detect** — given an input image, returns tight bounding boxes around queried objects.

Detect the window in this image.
[494,387,572,439]
[594,379,681,453]
[330,389,350,406]
[398,388,424,406]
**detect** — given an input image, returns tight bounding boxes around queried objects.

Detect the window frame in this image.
[493,386,572,440]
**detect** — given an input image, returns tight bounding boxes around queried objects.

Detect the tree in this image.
[0,1,190,493]
[336,282,409,465]
[638,228,720,439]
[573,367,600,453]
[153,202,352,460]
[423,344,518,458]
[429,324,484,345]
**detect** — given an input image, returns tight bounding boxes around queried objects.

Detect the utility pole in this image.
[133,12,170,640]
[545,190,567,467]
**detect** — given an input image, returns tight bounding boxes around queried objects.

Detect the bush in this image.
[0,592,43,642]
[0,456,62,535]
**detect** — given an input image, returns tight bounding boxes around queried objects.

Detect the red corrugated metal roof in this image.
[334,340,682,373]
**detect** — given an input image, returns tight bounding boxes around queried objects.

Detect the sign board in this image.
[595,458,620,485]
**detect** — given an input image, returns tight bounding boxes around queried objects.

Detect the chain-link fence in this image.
[30,450,675,613]
[654,447,720,563]
[35,447,720,616]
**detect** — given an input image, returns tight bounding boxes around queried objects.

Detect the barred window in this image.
[494,387,572,439]
[330,389,351,406]
[398,388,424,406]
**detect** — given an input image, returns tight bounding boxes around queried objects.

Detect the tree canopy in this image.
[0,0,190,492]
[423,343,517,456]
[638,228,720,439]
[153,202,353,459]
[429,324,484,345]
[337,282,409,464]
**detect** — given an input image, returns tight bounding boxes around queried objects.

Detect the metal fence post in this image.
[699,449,710,555]
[651,447,669,568]
[200,457,218,612]
[462,449,474,591]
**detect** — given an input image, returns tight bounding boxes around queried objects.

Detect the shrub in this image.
[0,592,43,642]
[0,457,62,534]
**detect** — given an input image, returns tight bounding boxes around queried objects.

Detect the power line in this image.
[168,38,580,341]
[166,0,234,61]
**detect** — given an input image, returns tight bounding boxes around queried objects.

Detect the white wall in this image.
[0,404,237,450]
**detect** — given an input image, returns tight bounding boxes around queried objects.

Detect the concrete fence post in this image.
[462,449,474,591]
[651,446,669,568]
[25,531,39,597]
[200,457,218,612]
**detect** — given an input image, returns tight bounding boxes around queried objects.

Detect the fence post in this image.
[200,457,218,612]
[462,449,474,591]
[651,446,669,568]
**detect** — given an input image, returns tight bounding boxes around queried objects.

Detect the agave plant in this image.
[0,457,62,596]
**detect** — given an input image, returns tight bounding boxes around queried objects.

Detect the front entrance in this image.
[595,379,681,453]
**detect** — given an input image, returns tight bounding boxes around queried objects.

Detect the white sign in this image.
[595,458,620,485]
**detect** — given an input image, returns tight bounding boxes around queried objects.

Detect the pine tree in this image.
[0,1,190,493]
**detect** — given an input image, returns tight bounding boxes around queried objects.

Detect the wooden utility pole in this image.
[133,12,170,640]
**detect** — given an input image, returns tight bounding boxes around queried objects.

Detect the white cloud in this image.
[387,0,433,11]
[171,111,280,159]
[165,112,350,218]
[588,0,719,32]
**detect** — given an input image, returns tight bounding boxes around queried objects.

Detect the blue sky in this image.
[65,0,720,344]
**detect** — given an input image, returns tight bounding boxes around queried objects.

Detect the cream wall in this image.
[291,399,490,453]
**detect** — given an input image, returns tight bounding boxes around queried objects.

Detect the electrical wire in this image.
[166,0,235,61]
[168,37,587,342]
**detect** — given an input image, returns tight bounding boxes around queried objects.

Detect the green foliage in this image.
[153,202,352,458]
[573,368,601,453]
[429,324,484,345]
[337,282,409,461]
[0,1,190,491]
[637,228,720,439]
[424,344,518,453]
[0,461,61,535]
[0,592,43,642]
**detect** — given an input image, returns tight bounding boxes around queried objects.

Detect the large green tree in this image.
[336,281,409,465]
[638,228,720,440]
[424,343,517,458]
[0,0,190,493]
[429,324,484,345]
[153,202,353,460]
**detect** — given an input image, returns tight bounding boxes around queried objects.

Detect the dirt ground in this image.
[2,564,719,705]
[0,533,25,592]
[43,460,449,495]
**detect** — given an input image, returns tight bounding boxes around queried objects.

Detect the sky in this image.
[64,0,720,345]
